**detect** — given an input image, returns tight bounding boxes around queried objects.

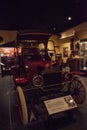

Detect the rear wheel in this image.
[16,86,28,125]
[69,77,87,105]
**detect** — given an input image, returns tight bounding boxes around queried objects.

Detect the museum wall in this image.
[57,21,87,63]
[0,30,17,46]
[0,21,87,64]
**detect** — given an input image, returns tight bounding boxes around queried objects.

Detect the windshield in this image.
[24,53,43,61]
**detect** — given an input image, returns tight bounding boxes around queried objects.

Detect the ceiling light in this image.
[68,17,72,21]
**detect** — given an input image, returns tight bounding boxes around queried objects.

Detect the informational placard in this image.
[44,95,77,115]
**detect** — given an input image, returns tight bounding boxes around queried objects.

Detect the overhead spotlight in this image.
[68,17,72,21]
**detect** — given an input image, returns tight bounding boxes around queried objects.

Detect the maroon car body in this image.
[12,32,52,86]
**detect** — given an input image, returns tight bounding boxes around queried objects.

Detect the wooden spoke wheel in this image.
[16,86,28,125]
[69,77,87,105]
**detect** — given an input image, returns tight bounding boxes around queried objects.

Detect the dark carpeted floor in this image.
[0,75,87,130]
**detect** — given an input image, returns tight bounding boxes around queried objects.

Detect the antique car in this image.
[12,32,87,125]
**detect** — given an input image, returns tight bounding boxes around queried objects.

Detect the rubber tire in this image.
[69,77,87,106]
[16,86,28,125]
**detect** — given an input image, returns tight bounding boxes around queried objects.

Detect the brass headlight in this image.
[33,75,44,88]
[64,72,73,81]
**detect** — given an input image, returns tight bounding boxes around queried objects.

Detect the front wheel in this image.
[69,77,87,105]
[16,86,28,125]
